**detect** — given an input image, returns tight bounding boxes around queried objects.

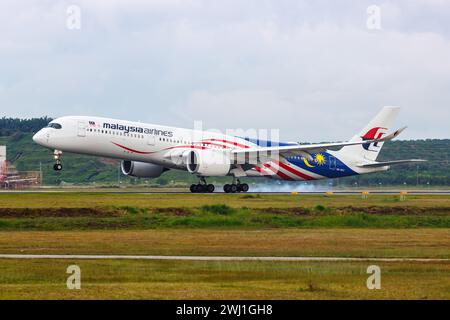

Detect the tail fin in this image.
[339,106,401,161]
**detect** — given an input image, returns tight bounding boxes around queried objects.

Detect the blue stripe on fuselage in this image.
[242,137,297,147]
[286,152,357,179]
[240,137,358,179]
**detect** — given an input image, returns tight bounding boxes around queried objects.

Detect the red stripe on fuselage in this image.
[112,142,154,154]
[274,160,315,181]
[263,163,294,181]
[112,142,207,154]
[254,165,271,176]
[201,138,250,149]
[199,141,229,149]
[166,145,207,151]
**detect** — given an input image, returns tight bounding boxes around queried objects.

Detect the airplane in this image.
[32,106,425,193]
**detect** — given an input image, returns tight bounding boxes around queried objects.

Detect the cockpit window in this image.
[47,123,62,129]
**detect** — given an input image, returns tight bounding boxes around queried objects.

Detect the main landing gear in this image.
[190,177,215,193]
[223,179,249,194]
[53,150,63,171]
[189,178,250,193]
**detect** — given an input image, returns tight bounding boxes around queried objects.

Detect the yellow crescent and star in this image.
[303,153,327,168]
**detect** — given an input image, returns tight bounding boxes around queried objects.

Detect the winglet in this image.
[376,126,407,143]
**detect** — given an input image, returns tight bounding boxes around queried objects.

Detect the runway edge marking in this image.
[0,254,448,262]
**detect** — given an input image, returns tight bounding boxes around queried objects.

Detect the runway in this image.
[1,190,450,195]
[0,254,448,262]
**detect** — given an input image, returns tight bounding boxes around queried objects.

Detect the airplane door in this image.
[147,135,156,146]
[77,121,86,137]
[329,156,336,170]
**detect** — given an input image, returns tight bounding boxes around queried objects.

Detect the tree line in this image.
[1,117,449,185]
[0,117,52,136]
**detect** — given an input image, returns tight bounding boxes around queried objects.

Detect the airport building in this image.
[0,145,41,189]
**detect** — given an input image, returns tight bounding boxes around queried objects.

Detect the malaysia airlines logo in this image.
[361,127,387,151]
[89,121,100,128]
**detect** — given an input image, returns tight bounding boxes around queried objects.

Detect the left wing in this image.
[232,127,406,160]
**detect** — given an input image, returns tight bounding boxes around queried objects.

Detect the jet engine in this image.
[186,150,231,176]
[121,161,167,178]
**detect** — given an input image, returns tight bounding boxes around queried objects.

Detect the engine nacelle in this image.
[121,161,167,178]
[186,150,231,176]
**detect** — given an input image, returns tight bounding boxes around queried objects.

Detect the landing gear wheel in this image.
[207,184,215,193]
[224,184,231,193]
[190,184,197,193]
[230,184,238,193]
[197,184,206,193]
[241,183,249,192]
[53,150,63,171]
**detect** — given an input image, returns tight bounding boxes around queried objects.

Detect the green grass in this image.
[201,204,236,215]
[0,194,449,230]
[0,205,448,231]
[0,192,448,300]
[2,193,450,209]
[1,228,449,258]
[0,259,448,299]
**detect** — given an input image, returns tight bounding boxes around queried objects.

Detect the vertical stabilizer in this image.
[339,106,400,161]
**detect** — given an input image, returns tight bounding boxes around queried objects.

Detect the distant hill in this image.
[0,117,52,136]
[1,117,448,186]
[349,139,450,186]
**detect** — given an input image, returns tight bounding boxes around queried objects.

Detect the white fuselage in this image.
[33,116,260,172]
[33,116,386,181]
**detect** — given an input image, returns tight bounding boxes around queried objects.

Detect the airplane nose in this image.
[32,131,45,145]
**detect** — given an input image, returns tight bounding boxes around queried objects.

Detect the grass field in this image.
[0,194,449,230]
[1,193,450,209]
[0,259,448,299]
[0,193,448,299]
[0,229,448,258]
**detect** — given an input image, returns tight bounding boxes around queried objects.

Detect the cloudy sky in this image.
[0,0,449,141]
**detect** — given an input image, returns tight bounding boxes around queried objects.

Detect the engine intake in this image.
[121,161,167,178]
[186,150,231,176]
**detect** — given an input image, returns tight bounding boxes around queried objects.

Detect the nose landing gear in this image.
[53,150,63,171]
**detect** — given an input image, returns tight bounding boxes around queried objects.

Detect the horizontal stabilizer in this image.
[357,159,427,168]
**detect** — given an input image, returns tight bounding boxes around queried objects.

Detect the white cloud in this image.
[0,0,449,141]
